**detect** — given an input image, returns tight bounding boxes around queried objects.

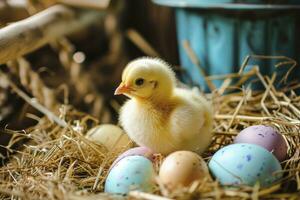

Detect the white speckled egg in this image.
[159,151,210,189]
[105,155,156,195]
[86,124,131,150]
[208,143,283,187]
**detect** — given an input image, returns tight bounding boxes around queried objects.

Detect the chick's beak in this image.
[114,82,132,95]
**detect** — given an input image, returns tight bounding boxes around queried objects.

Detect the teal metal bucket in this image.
[153,0,300,90]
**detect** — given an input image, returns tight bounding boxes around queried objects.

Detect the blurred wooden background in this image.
[125,0,179,64]
[0,0,179,159]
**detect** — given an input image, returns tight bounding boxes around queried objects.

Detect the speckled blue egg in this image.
[105,155,155,195]
[208,143,282,187]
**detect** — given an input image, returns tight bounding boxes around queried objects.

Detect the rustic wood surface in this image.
[125,0,179,64]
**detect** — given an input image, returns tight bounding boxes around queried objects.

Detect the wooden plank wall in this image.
[124,0,179,65]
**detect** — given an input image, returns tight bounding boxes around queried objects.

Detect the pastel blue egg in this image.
[208,143,282,187]
[105,155,155,195]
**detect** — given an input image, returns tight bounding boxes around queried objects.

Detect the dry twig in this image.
[0,4,102,64]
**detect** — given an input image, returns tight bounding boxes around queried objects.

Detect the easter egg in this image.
[105,155,156,195]
[111,147,154,169]
[86,124,131,150]
[208,143,283,187]
[234,125,288,161]
[159,151,209,188]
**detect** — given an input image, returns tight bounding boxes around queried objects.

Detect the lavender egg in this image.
[111,147,154,169]
[234,125,288,161]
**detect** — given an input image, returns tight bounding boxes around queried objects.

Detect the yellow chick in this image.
[114,57,213,155]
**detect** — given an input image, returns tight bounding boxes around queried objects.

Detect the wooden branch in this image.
[0,4,103,65]
[57,0,110,10]
[0,1,29,23]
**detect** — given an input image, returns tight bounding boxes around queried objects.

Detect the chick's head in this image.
[115,57,176,101]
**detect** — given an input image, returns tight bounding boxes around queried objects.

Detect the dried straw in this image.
[1,55,300,199]
[0,4,299,199]
[5,57,59,110]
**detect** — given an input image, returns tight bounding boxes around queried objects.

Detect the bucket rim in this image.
[152,0,300,10]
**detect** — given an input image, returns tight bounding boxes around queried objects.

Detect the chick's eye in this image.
[135,78,144,86]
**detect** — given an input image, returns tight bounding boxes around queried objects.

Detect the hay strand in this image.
[182,40,216,92]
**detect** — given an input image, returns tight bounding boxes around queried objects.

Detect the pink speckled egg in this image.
[111,146,154,169]
[234,125,288,161]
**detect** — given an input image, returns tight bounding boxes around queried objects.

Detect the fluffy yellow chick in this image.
[115,57,213,155]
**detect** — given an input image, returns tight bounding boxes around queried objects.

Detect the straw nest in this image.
[1,1,298,200]
[1,55,300,200]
